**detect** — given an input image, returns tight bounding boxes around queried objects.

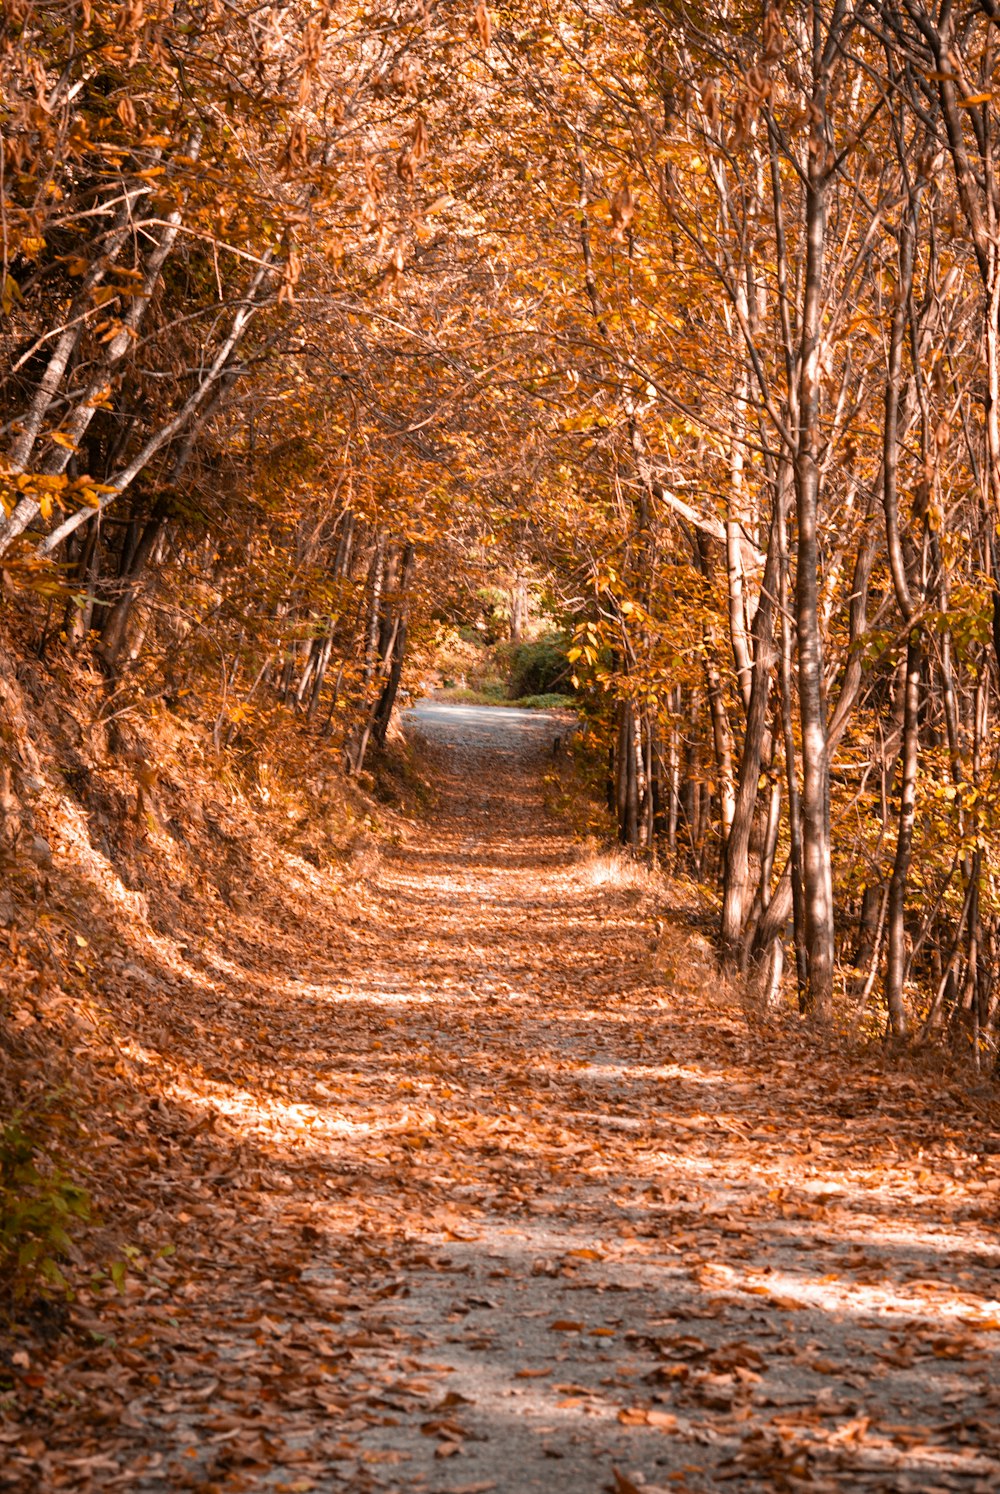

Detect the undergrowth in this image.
[0,622,429,1329]
[0,1106,90,1308]
[433,687,574,710]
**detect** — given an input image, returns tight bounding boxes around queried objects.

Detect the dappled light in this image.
[6,3,1000,1490]
[5,704,998,1491]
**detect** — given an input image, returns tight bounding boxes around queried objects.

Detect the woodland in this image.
[6,0,1000,1039]
[3,2,1000,1490]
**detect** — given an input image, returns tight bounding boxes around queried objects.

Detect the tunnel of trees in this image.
[4,0,1000,1059]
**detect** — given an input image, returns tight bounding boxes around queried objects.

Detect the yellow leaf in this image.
[1,273,23,314]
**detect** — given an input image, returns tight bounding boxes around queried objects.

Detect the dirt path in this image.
[6,704,1000,1493]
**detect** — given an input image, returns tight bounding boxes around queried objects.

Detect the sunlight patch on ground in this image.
[574,1060,721,1085]
[274,976,448,1005]
[699,1258,1000,1325]
[582,851,660,892]
[639,1144,988,1218]
[155,1075,380,1143]
[112,1040,381,1144]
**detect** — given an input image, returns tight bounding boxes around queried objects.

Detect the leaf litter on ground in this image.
[1,702,999,1492]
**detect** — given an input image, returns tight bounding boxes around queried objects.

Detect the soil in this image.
[3,702,1000,1493]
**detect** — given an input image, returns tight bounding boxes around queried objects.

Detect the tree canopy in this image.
[5,0,1000,1055]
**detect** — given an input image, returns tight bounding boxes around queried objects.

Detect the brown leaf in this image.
[647,1409,679,1430]
[617,1406,650,1425]
[436,1391,475,1408]
[420,1418,465,1438]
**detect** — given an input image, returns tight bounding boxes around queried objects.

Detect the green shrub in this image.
[434,686,572,710]
[0,1110,90,1301]
[514,692,575,710]
[506,634,572,699]
[435,686,505,705]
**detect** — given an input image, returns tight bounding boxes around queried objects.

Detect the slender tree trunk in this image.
[779,487,808,1005]
[362,531,387,687]
[851,883,883,997]
[65,524,102,647]
[643,709,655,860]
[704,648,735,847]
[667,693,680,859]
[884,629,921,1038]
[510,576,529,642]
[99,502,170,669]
[726,300,754,713]
[793,105,835,1021]
[615,702,630,841]
[721,488,782,954]
[626,707,640,848]
[372,544,416,747]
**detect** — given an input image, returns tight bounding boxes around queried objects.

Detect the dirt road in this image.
[7,704,1000,1492]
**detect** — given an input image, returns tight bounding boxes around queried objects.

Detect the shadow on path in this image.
[6,703,999,1494]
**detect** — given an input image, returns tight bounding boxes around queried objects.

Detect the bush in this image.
[0,1110,90,1302]
[514,692,575,710]
[506,634,572,699]
[435,685,506,705]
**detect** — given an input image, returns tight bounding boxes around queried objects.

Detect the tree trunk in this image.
[720,487,782,955]
[372,544,416,747]
[362,531,387,686]
[509,576,529,642]
[99,503,170,669]
[793,87,835,1021]
[884,629,921,1038]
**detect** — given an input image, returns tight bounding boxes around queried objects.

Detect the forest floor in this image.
[4,701,1000,1494]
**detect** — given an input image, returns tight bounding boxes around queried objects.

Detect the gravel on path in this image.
[332,702,1000,1494]
[7,702,999,1494]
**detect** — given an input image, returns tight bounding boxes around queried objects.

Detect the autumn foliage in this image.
[4,1,1000,1293]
